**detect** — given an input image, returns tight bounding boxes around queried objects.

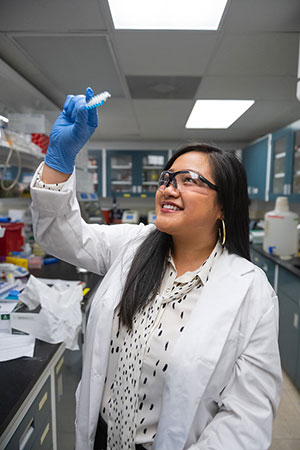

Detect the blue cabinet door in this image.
[88,150,102,197]
[106,150,168,198]
[106,150,138,197]
[278,290,300,382]
[269,128,294,202]
[250,247,275,287]
[242,136,269,200]
[289,128,300,202]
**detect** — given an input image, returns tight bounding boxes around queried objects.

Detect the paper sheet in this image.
[0,333,35,362]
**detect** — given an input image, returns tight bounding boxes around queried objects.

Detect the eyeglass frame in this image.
[158,169,219,192]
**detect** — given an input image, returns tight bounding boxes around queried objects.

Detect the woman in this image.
[30,88,282,450]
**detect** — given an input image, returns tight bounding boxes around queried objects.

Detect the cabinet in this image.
[269,128,293,199]
[292,129,300,197]
[242,119,300,202]
[269,121,300,202]
[250,247,275,287]
[106,150,168,197]
[4,377,52,450]
[277,266,300,389]
[88,150,102,197]
[242,136,269,200]
[55,349,82,450]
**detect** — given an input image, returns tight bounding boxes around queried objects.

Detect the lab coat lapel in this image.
[154,253,254,450]
[86,247,137,440]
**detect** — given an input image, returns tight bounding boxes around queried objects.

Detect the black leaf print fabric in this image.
[101,241,222,449]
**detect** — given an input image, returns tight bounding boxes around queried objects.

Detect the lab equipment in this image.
[77,192,106,224]
[86,91,111,109]
[0,263,29,278]
[0,279,24,299]
[122,210,140,224]
[45,87,98,173]
[263,197,299,259]
[147,211,156,224]
[0,222,24,256]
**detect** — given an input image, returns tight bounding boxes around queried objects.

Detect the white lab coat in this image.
[30,165,282,450]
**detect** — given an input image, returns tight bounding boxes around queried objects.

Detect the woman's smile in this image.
[160,201,183,213]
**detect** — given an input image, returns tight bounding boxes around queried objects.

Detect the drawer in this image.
[278,266,300,306]
[30,414,52,450]
[5,377,51,450]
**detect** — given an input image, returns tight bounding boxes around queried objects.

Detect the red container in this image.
[0,222,24,256]
[31,133,50,154]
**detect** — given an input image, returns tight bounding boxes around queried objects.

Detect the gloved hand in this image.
[45,87,98,174]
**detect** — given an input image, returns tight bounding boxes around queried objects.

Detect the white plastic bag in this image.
[16,275,83,350]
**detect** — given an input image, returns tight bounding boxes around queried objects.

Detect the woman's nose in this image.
[163,180,180,195]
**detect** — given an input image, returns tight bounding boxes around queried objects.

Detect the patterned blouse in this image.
[102,241,223,449]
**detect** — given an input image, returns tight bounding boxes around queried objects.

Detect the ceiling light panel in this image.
[108,0,228,30]
[185,100,255,129]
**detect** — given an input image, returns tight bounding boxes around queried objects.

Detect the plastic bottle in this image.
[263,197,299,259]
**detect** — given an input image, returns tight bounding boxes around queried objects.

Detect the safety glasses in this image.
[158,170,218,194]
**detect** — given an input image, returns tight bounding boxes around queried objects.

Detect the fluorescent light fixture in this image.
[185,100,255,129]
[108,0,228,30]
[0,114,8,123]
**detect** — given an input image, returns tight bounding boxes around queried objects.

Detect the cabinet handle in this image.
[293,313,299,329]
[40,422,50,446]
[39,391,48,411]
[262,264,268,272]
[19,418,34,450]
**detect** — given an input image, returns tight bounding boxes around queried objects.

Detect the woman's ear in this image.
[218,207,224,221]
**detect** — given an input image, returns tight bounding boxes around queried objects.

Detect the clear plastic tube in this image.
[86,91,111,109]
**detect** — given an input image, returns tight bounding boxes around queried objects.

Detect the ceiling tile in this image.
[12,35,125,97]
[133,99,194,139]
[114,31,218,75]
[0,58,58,114]
[207,33,299,76]
[126,75,201,99]
[0,0,106,32]
[222,0,300,33]
[197,75,298,100]
[91,99,140,139]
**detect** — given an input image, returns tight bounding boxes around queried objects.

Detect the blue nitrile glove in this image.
[45,87,98,173]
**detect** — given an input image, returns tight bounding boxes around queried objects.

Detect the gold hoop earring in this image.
[218,219,226,246]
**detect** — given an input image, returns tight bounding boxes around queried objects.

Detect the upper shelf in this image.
[0,139,44,171]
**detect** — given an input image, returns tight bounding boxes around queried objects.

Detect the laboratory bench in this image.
[0,260,102,450]
[250,244,300,392]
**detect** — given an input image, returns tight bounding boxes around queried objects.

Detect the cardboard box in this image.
[10,303,41,335]
[0,300,18,333]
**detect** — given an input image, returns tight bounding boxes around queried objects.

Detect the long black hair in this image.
[119,143,250,328]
